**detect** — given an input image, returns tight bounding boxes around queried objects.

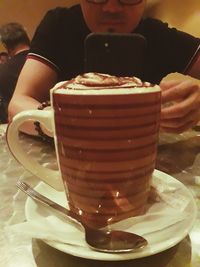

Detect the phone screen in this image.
[84,33,146,77]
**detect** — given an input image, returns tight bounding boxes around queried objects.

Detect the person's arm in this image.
[8,58,58,135]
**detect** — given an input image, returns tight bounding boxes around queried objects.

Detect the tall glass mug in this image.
[7,73,161,229]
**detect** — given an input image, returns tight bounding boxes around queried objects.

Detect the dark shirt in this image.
[0,50,28,123]
[28,5,199,84]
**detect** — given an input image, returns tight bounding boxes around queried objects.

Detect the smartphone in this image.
[183,44,200,79]
[84,33,146,77]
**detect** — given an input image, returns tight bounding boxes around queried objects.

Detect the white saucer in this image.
[25,170,197,261]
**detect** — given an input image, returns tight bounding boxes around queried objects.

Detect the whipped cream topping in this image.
[53,73,160,95]
[74,72,148,87]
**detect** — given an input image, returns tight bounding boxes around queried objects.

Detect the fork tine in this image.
[16,180,82,227]
[17,180,43,199]
[17,180,29,191]
[17,181,33,199]
[16,180,68,213]
[17,181,38,196]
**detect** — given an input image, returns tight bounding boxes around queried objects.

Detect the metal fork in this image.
[16,180,81,226]
[16,180,148,253]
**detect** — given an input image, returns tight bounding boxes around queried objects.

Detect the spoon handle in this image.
[16,180,82,227]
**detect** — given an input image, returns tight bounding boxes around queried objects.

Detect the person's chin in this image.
[98,25,128,33]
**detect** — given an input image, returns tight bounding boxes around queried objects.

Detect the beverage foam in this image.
[53,73,160,95]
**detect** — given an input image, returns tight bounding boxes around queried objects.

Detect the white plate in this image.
[25,170,197,261]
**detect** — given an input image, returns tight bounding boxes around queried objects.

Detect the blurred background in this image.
[0,0,199,52]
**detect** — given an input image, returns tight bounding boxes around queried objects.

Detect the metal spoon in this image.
[17,180,148,253]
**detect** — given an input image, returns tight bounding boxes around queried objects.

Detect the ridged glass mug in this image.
[7,73,161,229]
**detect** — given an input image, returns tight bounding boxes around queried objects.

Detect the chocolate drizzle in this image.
[57,73,154,90]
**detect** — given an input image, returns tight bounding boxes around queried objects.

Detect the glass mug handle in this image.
[6,109,64,191]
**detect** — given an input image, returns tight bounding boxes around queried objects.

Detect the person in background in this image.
[0,51,9,64]
[0,22,30,123]
[8,0,200,137]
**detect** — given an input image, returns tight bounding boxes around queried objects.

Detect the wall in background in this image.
[0,0,79,38]
[0,0,199,52]
[0,0,79,51]
[146,0,200,38]
[0,0,199,38]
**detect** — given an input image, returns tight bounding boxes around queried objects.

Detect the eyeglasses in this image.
[87,0,143,6]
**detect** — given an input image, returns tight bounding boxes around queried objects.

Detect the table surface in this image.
[1,124,200,267]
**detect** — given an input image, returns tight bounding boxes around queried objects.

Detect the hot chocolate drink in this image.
[52,73,161,228]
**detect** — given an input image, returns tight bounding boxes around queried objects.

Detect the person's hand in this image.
[160,78,200,133]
